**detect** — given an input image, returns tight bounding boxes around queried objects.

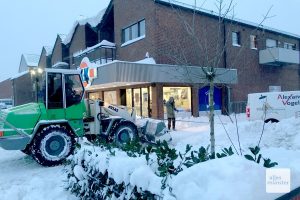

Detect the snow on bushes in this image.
[65,139,278,200]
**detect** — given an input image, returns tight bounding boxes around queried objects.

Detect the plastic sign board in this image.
[79,57,97,87]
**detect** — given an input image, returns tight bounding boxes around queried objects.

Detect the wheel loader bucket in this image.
[143,119,172,143]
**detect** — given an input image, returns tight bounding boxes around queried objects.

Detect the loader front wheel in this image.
[113,121,138,147]
[31,125,75,167]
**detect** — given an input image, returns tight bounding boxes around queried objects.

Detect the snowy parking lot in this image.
[0,114,300,200]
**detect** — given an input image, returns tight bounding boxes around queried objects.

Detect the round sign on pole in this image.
[79,57,97,87]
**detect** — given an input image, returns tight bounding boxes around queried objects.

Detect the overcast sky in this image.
[0,0,299,82]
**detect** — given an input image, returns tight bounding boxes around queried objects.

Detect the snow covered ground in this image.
[0,114,299,200]
[0,150,77,200]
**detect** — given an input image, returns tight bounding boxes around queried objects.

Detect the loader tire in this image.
[113,121,138,147]
[21,145,31,155]
[31,125,75,167]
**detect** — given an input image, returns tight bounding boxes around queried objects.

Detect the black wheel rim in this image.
[45,135,66,156]
[118,128,132,143]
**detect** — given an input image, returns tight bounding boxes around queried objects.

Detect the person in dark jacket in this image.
[165,97,178,130]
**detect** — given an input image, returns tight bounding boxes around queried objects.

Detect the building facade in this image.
[66,0,299,119]
[2,0,299,119]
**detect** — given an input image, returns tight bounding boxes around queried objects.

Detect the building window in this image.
[104,91,117,105]
[250,35,258,49]
[163,87,191,117]
[266,39,277,48]
[122,19,146,46]
[284,42,296,50]
[232,32,241,46]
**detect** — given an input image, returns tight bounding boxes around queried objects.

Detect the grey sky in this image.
[0,0,299,82]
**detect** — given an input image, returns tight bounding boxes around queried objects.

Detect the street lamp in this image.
[30,67,43,102]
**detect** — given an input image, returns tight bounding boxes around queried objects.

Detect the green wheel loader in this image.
[0,68,171,166]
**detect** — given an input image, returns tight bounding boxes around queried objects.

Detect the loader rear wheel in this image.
[31,125,75,167]
[113,121,138,147]
[21,145,31,155]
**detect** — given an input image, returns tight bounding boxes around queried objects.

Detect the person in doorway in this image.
[165,96,178,130]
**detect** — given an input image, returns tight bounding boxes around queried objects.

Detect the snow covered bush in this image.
[65,139,278,199]
[65,141,160,199]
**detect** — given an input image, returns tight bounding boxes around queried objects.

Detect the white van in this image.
[246,91,300,122]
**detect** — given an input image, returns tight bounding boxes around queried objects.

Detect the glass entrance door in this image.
[133,88,141,116]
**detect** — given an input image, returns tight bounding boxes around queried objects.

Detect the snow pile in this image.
[134,57,156,64]
[171,115,300,152]
[169,156,269,200]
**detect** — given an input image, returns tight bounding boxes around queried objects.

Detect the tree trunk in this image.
[209,78,215,157]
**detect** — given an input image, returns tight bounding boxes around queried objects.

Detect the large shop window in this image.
[163,87,191,115]
[104,91,117,105]
[89,92,101,100]
[126,88,151,118]
[122,19,146,46]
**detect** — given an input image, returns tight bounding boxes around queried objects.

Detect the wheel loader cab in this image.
[45,69,84,110]
[42,69,86,137]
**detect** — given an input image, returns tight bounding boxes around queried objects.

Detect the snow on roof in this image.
[23,54,39,67]
[10,71,29,80]
[52,62,69,68]
[156,0,300,39]
[73,40,116,57]
[58,34,66,41]
[43,46,53,56]
[63,8,107,45]
[134,57,156,64]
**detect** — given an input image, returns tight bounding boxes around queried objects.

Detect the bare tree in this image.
[161,0,273,157]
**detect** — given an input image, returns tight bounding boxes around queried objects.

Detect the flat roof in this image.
[89,61,237,89]
[155,0,300,39]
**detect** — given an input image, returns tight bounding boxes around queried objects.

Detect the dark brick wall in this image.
[51,36,63,66]
[69,25,86,68]
[98,8,114,43]
[154,3,225,67]
[0,79,13,99]
[225,23,300,101]
[68,25,98,69]
[114,0,157,62]
[113,0,299,105]
[12,73,35,106]
[38,48,47,69]
[86,25,98,47]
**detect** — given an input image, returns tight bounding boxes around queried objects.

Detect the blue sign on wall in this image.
[199,86,222,111]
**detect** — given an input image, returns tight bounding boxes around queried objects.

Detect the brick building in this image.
[3,0,300,119]
[57,0,298,119]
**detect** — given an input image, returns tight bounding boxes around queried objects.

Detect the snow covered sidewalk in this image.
[0,150,77,200]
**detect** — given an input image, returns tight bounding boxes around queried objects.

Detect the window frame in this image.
[121,19,146,46]
[65,74,84,108]
[232,31,241,47]
[284,42,296,50]
[266,38,277,48]
[46,72,63,109]
[250,35,258,50]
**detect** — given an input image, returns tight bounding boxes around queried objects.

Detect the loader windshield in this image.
[65,74,84,107]
[48,73,63,109]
